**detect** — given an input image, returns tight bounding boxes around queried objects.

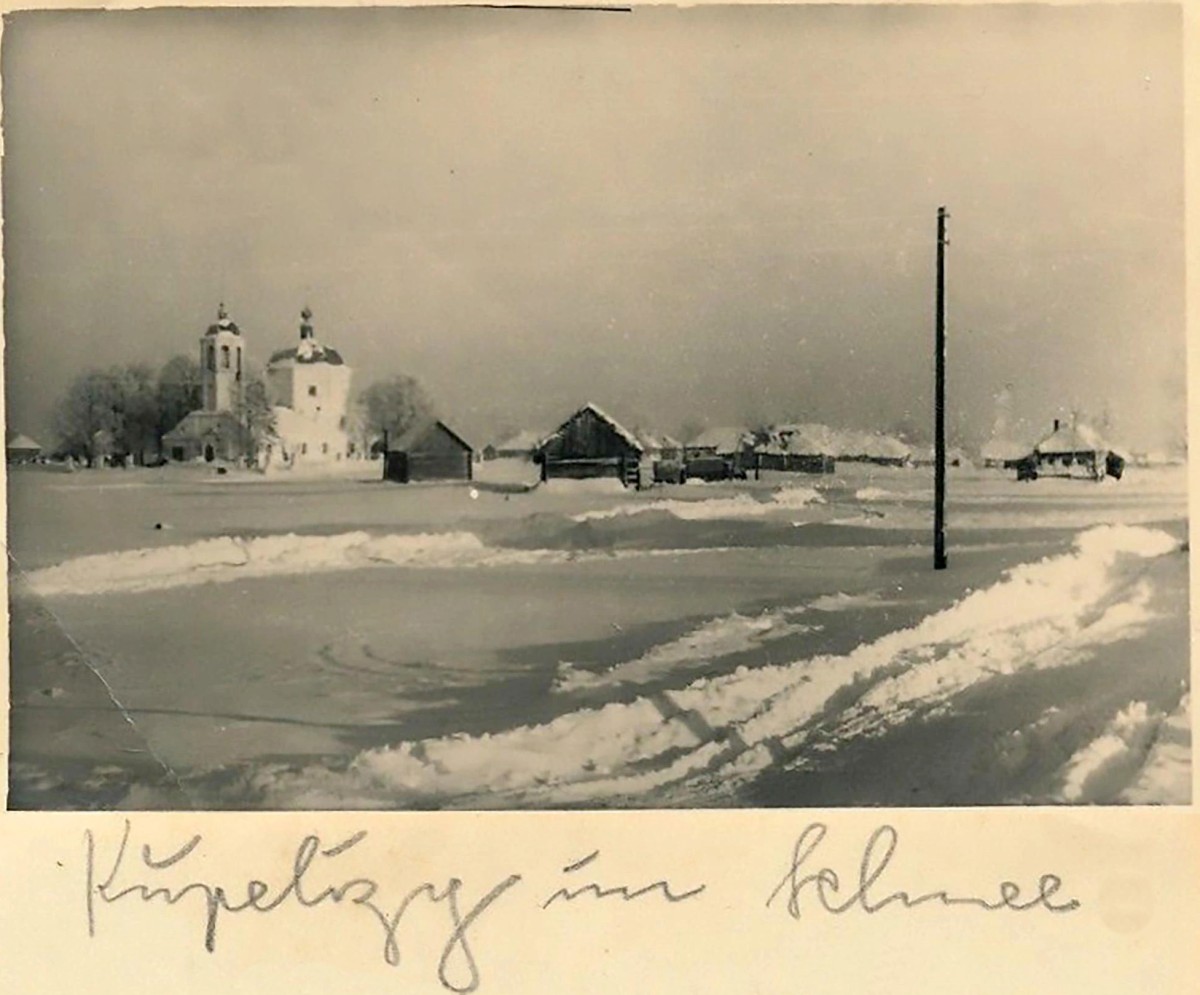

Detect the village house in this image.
[681,426,755,480]
[536,402,645,487]
[1031,418,1117,481]
[384,420,474,483]
[755,424,836,474]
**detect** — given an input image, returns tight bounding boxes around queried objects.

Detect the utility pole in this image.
[934,206,949,570]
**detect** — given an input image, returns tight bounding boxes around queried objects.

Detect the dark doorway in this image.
[204,444,215,463]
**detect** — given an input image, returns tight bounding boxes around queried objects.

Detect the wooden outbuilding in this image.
[536,403,645,487]
[384,420,474,483]
[5,433,43,464]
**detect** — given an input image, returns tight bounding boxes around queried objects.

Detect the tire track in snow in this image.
[203,525,1181,809]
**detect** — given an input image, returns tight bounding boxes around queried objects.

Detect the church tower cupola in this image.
[200,301,245,413]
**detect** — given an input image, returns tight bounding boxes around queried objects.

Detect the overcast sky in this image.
[2,4,1185,451]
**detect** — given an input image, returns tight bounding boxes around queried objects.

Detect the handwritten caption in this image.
[83,820,1079,992]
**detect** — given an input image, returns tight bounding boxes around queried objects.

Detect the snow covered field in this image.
[6,461,1191,809]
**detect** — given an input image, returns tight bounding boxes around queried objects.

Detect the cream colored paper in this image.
[1,2,1196,992]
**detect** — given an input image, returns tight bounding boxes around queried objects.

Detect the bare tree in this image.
[358,374,437,451]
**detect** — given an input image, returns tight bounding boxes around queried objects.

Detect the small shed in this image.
[536,402,644,487]
[385,420,474,483]
[5,433,43,464]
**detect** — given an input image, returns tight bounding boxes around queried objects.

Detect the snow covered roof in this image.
[689,427,750,452]
[268,344,346,367]
[543,403,644,453]
[635,430,680,452]
[6,433,42,451]
[204,303,241,337]
[162,410,244,442]
[268,308,347,367]
[764,423,910,459]
[492,429,544,451]
[980,438,1030,461]
[391,419,473,453]
[1035,422,1108,454]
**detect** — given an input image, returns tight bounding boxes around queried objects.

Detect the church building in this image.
[265,307,355,465]
[162,304,249,463]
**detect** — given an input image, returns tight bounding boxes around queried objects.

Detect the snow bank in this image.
[573,486,824,522]
[1055,702,1166,803]
[807,591,893,612]
[541,477,627,495]
[1120,693,1191,804]
[854,487,891,501]
[554,609,817,693]
[24,530,721,598]
[237,524,1180,808]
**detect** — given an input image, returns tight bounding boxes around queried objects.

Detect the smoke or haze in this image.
[2,4,1185,451]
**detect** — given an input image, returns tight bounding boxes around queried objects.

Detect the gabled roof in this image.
[542,402,644,453]
[1035,422,1108,454]
[5,433,42,451]
[162,410,244,442]
[391,419,473,453]
[689,426,750,452]
[757,422,912,459]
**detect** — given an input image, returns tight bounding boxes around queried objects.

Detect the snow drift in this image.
[572,486,824,522]
[1054,701,1165,804]
[553,608,819,693]
[22,530,719,598]
[231,524,1182,809]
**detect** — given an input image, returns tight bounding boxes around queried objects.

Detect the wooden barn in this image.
[536,403,645,487]
[384,420,474,483]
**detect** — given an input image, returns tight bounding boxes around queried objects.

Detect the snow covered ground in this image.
[6,462,1190,810]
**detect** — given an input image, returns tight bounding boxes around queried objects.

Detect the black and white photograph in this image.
[3,3,1189,811]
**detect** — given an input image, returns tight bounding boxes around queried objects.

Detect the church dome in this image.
[267,306,346,367]
[205,302,241,336]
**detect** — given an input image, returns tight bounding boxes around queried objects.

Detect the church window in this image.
[308,385,318,397]
[236,349,242,376]
[301,443,308,455]
[321,443,329,454]
[221,345,231,369]
[207,345,216,371]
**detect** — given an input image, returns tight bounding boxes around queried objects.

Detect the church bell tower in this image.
[200,302,244,413]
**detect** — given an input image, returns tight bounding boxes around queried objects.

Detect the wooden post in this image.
[934,206,949,570]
